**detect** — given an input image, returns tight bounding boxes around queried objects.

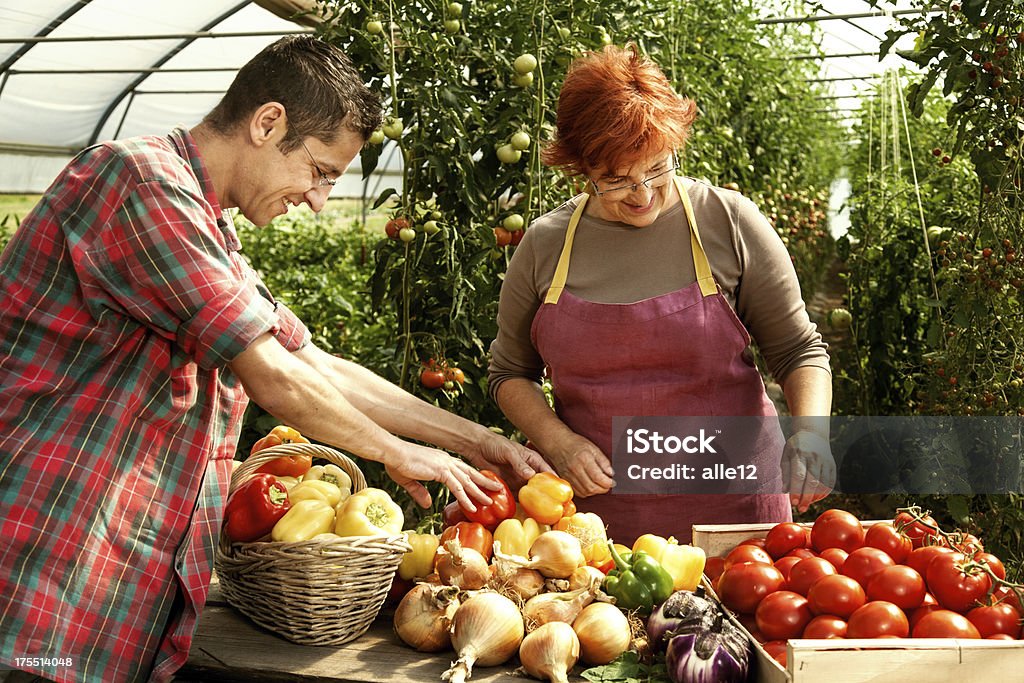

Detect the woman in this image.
[488,45,835,546]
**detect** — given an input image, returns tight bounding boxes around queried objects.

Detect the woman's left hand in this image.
[782,430,836,512]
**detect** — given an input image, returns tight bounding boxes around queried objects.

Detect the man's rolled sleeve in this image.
[177,284,280,370]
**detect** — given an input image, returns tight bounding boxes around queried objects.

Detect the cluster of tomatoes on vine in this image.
[933,233,1021,292]
[419,358,466,392]
[704,507,1023,667]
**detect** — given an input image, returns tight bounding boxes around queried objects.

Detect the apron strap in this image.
[543,178,717,305]
[543,195,589,305]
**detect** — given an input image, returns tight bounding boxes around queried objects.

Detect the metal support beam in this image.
[0,29,311,44]
[758,9,930,25]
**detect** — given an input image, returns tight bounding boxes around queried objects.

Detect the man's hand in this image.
[464,433,554,489]
[782,430,836,512]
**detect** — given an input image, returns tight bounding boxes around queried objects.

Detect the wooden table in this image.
[172,577,534,683]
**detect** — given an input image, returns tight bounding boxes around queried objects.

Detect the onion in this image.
[518,621,580,683]
[495,530,583,579]
[490,561,546,601]
[572,602,631,665]
[567,565,606,592]
[522,585,597,630]
[435,539,490,590]
[442,591,525,683]
[393,583,460,652]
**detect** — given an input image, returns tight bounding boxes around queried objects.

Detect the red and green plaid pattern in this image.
[0,127,309,682]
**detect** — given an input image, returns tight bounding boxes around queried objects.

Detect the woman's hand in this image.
[463,432,555,489]
[384,442,502,510]
[544,432,615,498]
[782,430,836,512]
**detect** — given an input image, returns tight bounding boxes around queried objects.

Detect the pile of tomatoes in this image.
[704,508,1022,666]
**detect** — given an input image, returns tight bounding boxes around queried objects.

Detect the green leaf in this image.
[372,188,398,210]
[946,495,971,524]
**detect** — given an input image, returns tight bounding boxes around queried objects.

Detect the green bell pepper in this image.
[602,542,675,613]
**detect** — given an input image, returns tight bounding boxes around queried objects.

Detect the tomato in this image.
[842,547,896,589]
[385,216,410,240]
[893,510,939,548]
[992,585,1023,614]
[785,547,817,560]
[773,555,803,582]
[950,533,984,556]
[756,590,813,640]
[398,227,416,242]
[717,562,786,614]
[866,565,926,610]
[966,603,1021,638]
[724,543,773,569]
[765,522,809,559]
[493,226,512,247]
[807,574,867,618]
[846,601,909,638]
[509,229,524,246]
[444,367,466,384]
[905,545,954,578]
[760,640,788,667]
[863,522,913,564]
[819,547,849,571]
[810,509,864,553]
[803,614,847,638]
[703,556,727,583]
[926,552,992,613]
[912,609,981,638]
[787,556,837,596]
[976,552,1007,581]
[909,597,943,630]
[503,213,525,230]
[738,536,768,549]
[420,368,446,389]
[496,144,522,164]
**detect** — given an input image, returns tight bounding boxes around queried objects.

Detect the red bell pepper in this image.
[223,473,291,543]
[252,425,312,478]
[457,470,515,530]
[437,521,493,563]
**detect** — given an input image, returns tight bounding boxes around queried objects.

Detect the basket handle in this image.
[229,442,367,496]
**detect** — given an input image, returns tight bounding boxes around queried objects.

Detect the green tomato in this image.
[510,131,531,151]
[558,26,571,40]
[382,117,404,140]
[444,18,460,33]
[447,2,463,16]
[496,144,522,164]
[368,129,385,145]
[503,214,524,231]
[514,54,538,74]
[827,307,853,330]
[512,72,534,88]
[423,220,441,235]
[366,19,384,34]
[398,227,416,243]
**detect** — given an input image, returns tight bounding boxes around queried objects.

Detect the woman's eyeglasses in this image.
[591,159,678,198]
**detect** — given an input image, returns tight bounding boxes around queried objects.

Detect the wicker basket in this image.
[215,442,411,646]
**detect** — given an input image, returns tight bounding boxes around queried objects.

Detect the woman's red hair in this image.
[543,44,698,177]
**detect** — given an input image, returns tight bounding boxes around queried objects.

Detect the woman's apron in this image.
[530,177,791,546]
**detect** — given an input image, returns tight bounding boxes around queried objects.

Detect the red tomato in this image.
[819,547,849,570]
[926,552,992,613]
[909,598,943,630]
[764,522,809,559]
[773,555,803,582]
[846,601,909,638]
[787,556,838,596]
[785,547,817,560]
[863,522,913,564]
[703,556,727,583]
[803,614,848,638]
[976,552,1006,581]
[760,640,788,667]
[725,543,774,569]
[807,574,867,618]
[738,536,768,549]
[842,547,896,589]
[811,509,865,553]
[756,590,813,640]
[717,562,786,614]
[950,533,984,556]
[906,545,954,578]
[992,585,1022,614]
[866,565,927,610]
[912,609,981,638]
[893,510,939,548]
[420,367,447,389]
[967,603,1021,638]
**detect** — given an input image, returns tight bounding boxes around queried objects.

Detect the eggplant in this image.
[647,588,751,683]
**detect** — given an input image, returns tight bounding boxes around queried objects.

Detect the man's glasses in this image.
[300,139,336,187]
[591,159,678,198]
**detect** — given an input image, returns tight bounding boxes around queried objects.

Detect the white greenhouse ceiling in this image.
[1,0,921,194]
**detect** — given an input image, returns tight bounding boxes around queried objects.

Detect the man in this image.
[0,35,548,683]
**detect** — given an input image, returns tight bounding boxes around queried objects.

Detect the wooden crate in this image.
[691,523,1024,683]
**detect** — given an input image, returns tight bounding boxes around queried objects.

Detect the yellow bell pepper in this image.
[334,488,404,537]
[271,499,336,543]
[288,479,344,508]
[517,472,575,525]
[555,512,612,572]
[276,475,300,492]
[493,517,549,557]
[303,463,353,493]
[398,531,441,581]
[632,534,706,591]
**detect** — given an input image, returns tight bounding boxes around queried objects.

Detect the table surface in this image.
[172,577,576,683]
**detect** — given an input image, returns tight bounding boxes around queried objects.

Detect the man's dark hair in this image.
[203,35,382,151]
